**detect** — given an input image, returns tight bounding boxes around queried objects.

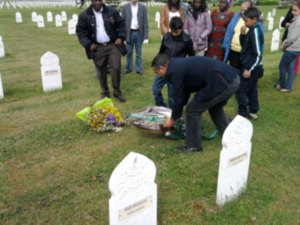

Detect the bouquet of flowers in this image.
[76,98,124,133]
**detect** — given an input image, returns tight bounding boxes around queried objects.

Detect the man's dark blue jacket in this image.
[165,56,238,119]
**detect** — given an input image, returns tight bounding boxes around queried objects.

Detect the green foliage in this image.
[0,5,300,225]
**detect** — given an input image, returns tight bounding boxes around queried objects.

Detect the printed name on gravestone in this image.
[0,74,4,99]
[40,51,63,92]
[109,152,157,225]
[216,115,253,206]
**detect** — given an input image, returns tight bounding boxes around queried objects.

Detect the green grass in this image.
[0,5,300,225]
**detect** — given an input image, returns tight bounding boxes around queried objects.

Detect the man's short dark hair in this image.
[170,17,183,30]
[151,54,170,68]
[244,7,261,20]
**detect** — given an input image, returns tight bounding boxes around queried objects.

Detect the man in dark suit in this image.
[121,0,148,75]
[76,0,126,102]
[152,54,240,152]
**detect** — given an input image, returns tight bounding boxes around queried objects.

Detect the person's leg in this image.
[135,31,143,73]
[152,75,167,107]
[229,50,242,72]
[125,32,134,73]
[107,44,123,97]
[279,51,294,89]
[286,55,297,90]
[186,98,206,150]
[247,68,260,114]
[167,83,174,108]
[93,46,110,97]
[236,75,250,117]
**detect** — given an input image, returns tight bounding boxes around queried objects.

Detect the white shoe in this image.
[249,113,258,120]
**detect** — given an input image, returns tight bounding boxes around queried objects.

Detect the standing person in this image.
[184,0,212,56]
[223,0,263,70]
[160,0,184,36]
[278,1,300,92]
[76,0,126,102]
[207,0,234,60]
[152,54,239,152]
[121,0,149,75]
[236,7,264,119]
[152,17,194,108]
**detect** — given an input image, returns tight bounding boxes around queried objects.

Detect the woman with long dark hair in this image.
[183,0,212,56]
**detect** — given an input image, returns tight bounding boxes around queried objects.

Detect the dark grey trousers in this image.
[93,43,122,97]
[185,75,240,149]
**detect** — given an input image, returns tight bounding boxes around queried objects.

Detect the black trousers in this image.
[185,75,240,150]
[93,43,122,97]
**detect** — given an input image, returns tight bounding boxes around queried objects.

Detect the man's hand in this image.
[163,118,175,128]
[114,38,122,46]
[285,22,291,28]
[240,26,247,35]
[89,44,98,51]
[243,70,251,79]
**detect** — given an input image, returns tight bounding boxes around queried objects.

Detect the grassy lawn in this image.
[0,5,299,225]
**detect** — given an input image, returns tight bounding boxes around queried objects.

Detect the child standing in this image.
[152,16,194,108]
[236,7,264,119]
[278,1,300,92]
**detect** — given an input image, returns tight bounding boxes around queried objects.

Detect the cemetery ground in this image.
[0,5,299,225]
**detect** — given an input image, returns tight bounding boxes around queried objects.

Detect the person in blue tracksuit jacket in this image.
[236,7,264,120]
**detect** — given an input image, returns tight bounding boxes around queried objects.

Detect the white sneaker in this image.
[249,113,258,120]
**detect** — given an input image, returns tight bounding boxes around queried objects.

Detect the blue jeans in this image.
[152,75,174,108]
[126,30,142,73]
[279,51,298,90]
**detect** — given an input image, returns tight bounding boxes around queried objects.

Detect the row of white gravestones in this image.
[108,116,253,224]
[40,51,63,92]
[32,11,67,23]
[0,74,4,99]
[0,35,5,58]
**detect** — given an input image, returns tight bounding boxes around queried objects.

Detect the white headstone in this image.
[216,115,253,206]
[279,16,284,29]
[0,36,5,58]
[61,11,67,21]
[267,11,272,20]
[155,11,160,28]
[109,152,157,225]
[55,14,62,27]
[271,29,280,52]
[32,11,38,22]
[72,13,78,24]
[143,39,149,44]
[40,51,63,92]
[68,19,76,35]
[272,8,276,17]
[37,15,45,28]
[16,12,23,23]
[0,74,4,99]
[47,11,53,22]
[268,17,274,31]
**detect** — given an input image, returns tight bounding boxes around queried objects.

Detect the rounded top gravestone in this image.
[40,51,59,67]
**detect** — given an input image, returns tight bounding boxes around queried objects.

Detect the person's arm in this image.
[244,28,263,78]
[282,21,300,49]
[200,12,213,40]
[76,13,93,49]
[186,38,195,56]
[158,37,166,54]
[160,5,168,35]
[143,6,149,40]
[114,8,126,45]
[281,8,293,28]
